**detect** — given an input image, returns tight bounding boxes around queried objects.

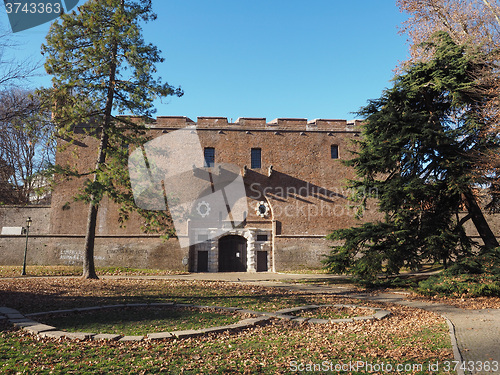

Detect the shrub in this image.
[416,248,500,297]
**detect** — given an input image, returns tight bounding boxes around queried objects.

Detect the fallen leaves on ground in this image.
[0,278,455,374]
[403,292,500,309]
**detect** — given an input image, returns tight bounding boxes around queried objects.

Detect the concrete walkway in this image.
[348,292,500,375]
[259,276,500,375]
[110,272,498,375]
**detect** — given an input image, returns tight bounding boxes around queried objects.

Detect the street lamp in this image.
[21,217,32,276]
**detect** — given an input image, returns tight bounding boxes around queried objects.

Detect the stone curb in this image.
[26,309,77,317]
[275,314,297,320]
[1,304,272,342]
[291,317,309,324]
[0,307,20,314]
[442,315,465,375]
[24,324,57,334]
[170,329,205,339]
[236,309,264,316]
[1,303,389,343]
[272,304,391,323]
[93,333,122,341]
[40,331,68,339]
[75,307,102,313]
[307,318,330,324]
[147,332,174,340]
[238,317,270,326]
[65,332,96,340]
[11,320,42,328]
[5,313,25,319]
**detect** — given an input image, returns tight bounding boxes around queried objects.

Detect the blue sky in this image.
[2,0,410,122]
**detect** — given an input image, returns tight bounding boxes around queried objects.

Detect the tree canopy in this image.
[397,0,500,210]
[397,0,500,61]
[41,0,182,278]
[324,32,499,282]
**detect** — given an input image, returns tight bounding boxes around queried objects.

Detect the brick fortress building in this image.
[2,116,381,272]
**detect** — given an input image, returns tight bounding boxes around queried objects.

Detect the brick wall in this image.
[1,116,498,271]
[0,205,51,235]
[45,117,373,270]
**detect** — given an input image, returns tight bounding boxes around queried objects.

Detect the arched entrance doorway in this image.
[218,235,247,272]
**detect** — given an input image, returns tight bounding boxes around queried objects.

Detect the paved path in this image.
[253,278,500,375]
[326,291,499,375]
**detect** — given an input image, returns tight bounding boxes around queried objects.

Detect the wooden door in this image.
[197,251,208,272]
[218,235,247,272]
[257,251,268,272]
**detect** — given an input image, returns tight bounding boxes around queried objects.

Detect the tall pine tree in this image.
[325,32,499,282]
[41,0,182,279]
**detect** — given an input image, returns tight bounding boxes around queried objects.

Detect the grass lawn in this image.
[37,306,242,336]
[0,277,455,374]
[0,265,187,278]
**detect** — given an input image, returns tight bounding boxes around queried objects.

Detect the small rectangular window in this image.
[204,147,215,167]
[331,145,339,159]
[251,148,261,169]
[256,234,268,242]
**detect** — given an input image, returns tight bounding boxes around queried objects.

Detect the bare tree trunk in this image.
[81,39,118,279]
[82,124,110,279]
[82,202,99,279]
[463,189,499,250]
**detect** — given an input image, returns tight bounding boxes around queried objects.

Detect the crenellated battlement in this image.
[148,116,361,131]
[155,116,195,126]
[234,117,267,126]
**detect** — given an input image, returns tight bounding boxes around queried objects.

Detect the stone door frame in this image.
[192,228,272,273]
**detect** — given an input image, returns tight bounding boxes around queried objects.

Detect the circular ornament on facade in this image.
[256,201,270,218]
[196,201,211,218]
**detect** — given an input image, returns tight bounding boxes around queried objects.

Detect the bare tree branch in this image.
[0,27,41,89]
[0,89,55,204]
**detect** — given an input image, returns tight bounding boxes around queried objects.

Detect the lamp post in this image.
[21,217,32,276]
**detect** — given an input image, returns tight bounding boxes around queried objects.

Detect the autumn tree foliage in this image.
[41,0,182,279]
[397,0,500,130]
[324,33,499,282]
[397,0,500,213]
[397,0,500,60]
